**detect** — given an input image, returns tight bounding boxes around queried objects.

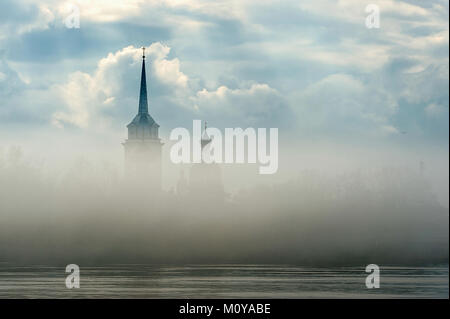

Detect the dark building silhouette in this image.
[188,122,225,200]
[123,48,162,190]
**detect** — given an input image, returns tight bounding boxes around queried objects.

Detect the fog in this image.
[0,138,448,266]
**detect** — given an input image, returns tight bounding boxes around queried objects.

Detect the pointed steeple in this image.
[126,46,159,140]
[138,47,148,114]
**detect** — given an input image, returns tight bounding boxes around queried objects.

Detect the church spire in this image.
[126,46,159,139]
[138,47,148,114]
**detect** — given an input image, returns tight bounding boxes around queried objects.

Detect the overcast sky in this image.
[0,0,447,141]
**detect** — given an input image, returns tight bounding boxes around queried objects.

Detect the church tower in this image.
[188,121,224,200]
[123,48,162,189]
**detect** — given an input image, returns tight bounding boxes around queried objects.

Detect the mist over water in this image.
[0,142,448,266]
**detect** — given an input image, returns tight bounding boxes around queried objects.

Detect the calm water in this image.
[0,264,447,298]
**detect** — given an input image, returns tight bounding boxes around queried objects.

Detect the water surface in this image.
[0,264,447,298]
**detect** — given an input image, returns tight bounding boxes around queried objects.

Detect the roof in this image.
[127,112,159,128]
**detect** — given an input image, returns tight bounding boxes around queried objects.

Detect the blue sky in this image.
[0,0,448,147]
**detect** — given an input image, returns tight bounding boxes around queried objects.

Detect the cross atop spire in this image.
[138,48,148,114]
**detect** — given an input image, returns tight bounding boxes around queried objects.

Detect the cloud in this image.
[52,71,94,128]
[298,0,441,23]
[193,83,293,128]
[51,43,191,129]
[294,73,399,136]
[425,103,448,118]
[398,63,449,105]
[381,125,399,135]
[154,56,188,89]
[0,0,54,39]
[0,53,26,96]
[49,42,292,133]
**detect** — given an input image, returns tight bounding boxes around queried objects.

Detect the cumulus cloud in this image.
[193,83,293,128]
[294,73,399,136]
[49,41,292,132]
[51,43,191,129]
[52,72,94,128]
